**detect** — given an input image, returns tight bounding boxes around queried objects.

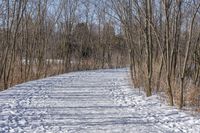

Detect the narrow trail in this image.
[0,68,199,133]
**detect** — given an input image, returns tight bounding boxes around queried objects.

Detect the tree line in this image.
[109,0,200,109]
[0,0,200,110]
[0,0,128,90]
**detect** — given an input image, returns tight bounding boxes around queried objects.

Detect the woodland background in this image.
[0,0,200,110]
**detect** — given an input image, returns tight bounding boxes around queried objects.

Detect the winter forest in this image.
[0,0,200,111]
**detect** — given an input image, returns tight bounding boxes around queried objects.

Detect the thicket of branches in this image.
[109,0,200,109]
[0,0,128,90]
[0,0,200,110]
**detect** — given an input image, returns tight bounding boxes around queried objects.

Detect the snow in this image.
[0,68,200,133]
[21,58,64,65]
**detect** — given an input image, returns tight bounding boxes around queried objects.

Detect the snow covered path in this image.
[0,68,200,133]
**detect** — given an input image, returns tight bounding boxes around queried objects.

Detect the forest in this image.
[0,0,200,110]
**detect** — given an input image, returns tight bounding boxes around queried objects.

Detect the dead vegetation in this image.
[0,0,200,111]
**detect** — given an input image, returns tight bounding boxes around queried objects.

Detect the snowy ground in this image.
[0,68,200,133]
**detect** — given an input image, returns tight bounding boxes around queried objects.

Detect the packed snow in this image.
[0,68,199,133]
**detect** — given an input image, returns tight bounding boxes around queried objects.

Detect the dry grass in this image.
[0,55,129,91]
[0,63,62,91]
[186,85,200,106]
[131,60,200,112]
[133,62,162,93]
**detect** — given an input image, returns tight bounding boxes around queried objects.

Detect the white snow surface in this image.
[0,68,200,133]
